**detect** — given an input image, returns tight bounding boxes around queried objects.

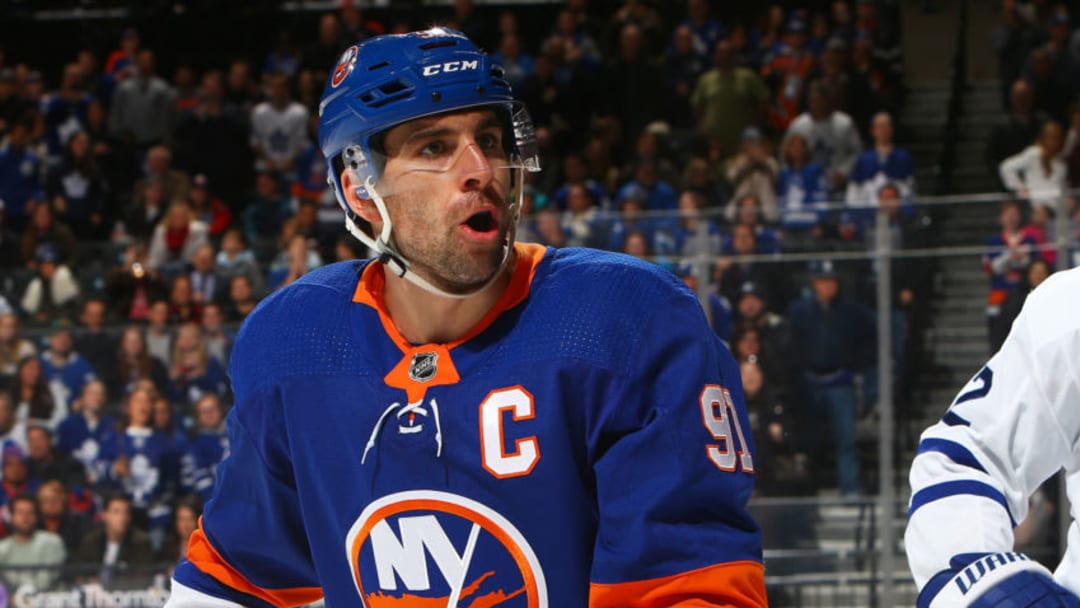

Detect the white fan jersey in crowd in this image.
[906,265,1080,607]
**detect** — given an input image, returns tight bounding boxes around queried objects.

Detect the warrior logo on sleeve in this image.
[345,490,548,607]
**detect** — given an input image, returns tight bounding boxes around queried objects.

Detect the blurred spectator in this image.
[1,447,38,514]
[181,393,228,504]
[268,232,323,292]
[999,120,1067,212]
[147,201,210,276]
[846,112,915,209]
[46,130,106,239]
[621,129,679,191]
[39,326,97,415]
[109,388,172,539]
[1065,103,1080,188]
[12,355,63,435]
[996,257,1053,352]
[986,79,1048,181]
[0,120,43,232]
[732,195,781,254]
[171,73,252,209]
[740,359,804,496]
[493,33,535,93]
[785,81,863,197]
[615,157,677,211]
[561,183,604,249]
[786,260,876,497]
[302,13,344,78]
[103,28,139,91]
[681,0,725,58]
[161,495,201,566]
[104,243,169,323]
[36,480,91,559]
[991,0,1041,107]
[123,177,168,242]
[250,72,309,179]
[107,50,174,148]
[168,323,227,410]
[189,244,224,307]
[734,281,795,385]
[20,202,78,270]
[673,190,722,263]
[691,39,769,155]
[20,244,80,325]
[756,5,788,64]
[552,152,611,211]
[150,397,187,508]
[778,132,829,249]
[601,22,663,151]
[532,206,567,248]
[73,493,154,581]
[74,298,116,383]
[171,64,199,116]
[761,12,819,132]
[132,145,191,213]
[57,380,118,488]
[26,425,84,489]
[607,186,675,255]
[0,390,28,456]
[41,64,94,165]
[145,300,173,365]
[215,227,266,298]
[188,175,231,240]
[729,322,786,388]
[0,494,65,591]
[850,34,900,121]
[1024,47,1073,124]
[716,224,777,303]
[0,313,36,381]
[166,275,201,325]
[725,128,780,223]
[552,7,603,72]
[340,1,385,43]
[0,69,32,138]
[244,170,292,261]
[199,303,233,365]
[448,0,495,52]
[1022,203,1057,266]
[983,199,1037,351]
[222,60,260,119]
[0,199,21,271]
[107,326,169,401]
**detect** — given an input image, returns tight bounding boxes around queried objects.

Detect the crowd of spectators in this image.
[985,1,1080,356]
[0,0,923,590]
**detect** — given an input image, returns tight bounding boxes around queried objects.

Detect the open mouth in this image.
[463,210,498,233]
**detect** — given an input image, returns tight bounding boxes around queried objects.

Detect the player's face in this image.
[371,109,514,294]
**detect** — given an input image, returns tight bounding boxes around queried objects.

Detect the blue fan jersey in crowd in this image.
[171,243,766,607]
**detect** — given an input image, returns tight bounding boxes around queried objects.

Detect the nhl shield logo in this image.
[332,45,359,88]
[408,352,438,383]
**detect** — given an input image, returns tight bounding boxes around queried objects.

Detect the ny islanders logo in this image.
[332,45,359,88]
[345,490,548,607]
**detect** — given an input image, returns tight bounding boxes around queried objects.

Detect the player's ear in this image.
[341,169,379,225]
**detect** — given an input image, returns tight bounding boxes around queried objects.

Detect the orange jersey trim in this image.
[589,561,767,608]
[186,518,323,607]
[352,242,547,351]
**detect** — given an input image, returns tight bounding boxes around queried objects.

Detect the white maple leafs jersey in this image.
[906,266,1080,594]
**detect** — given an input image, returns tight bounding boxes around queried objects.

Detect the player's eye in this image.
[476,132,500,151]
[417,140,448,159]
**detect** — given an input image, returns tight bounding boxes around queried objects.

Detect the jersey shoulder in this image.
[1015,266,1080,343]
[228,260,373,397]
[515,247,707,375]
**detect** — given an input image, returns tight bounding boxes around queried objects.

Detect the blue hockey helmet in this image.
[318,27,538,209]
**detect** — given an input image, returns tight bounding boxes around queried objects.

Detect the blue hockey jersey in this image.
[181,430,229,502]
[170,243,766,607]
[56,412,119,486]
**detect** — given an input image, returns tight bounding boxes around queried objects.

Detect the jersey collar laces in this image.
[361,398,444,465]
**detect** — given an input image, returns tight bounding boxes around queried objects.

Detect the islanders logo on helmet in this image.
[345,490,548,607]
[331,45,359,88]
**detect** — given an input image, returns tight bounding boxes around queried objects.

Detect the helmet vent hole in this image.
[368,61,390,71]
[418,40,457,51]
[378,80,408,95]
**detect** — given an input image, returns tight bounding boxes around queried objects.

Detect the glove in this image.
[918,552,1080,608]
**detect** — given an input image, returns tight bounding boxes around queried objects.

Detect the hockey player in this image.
[166,28,766,607]
[906,265,1080,606]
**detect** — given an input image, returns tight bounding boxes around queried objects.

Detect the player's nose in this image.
[455,140,495,191]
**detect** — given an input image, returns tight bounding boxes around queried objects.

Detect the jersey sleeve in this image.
[168,319,323,608]
[906,268,1080,590]
[588,289,767,607]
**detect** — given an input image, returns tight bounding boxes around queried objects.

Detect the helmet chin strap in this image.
[345,174,519,300]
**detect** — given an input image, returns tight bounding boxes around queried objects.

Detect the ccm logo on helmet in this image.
[421,60,479,76]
